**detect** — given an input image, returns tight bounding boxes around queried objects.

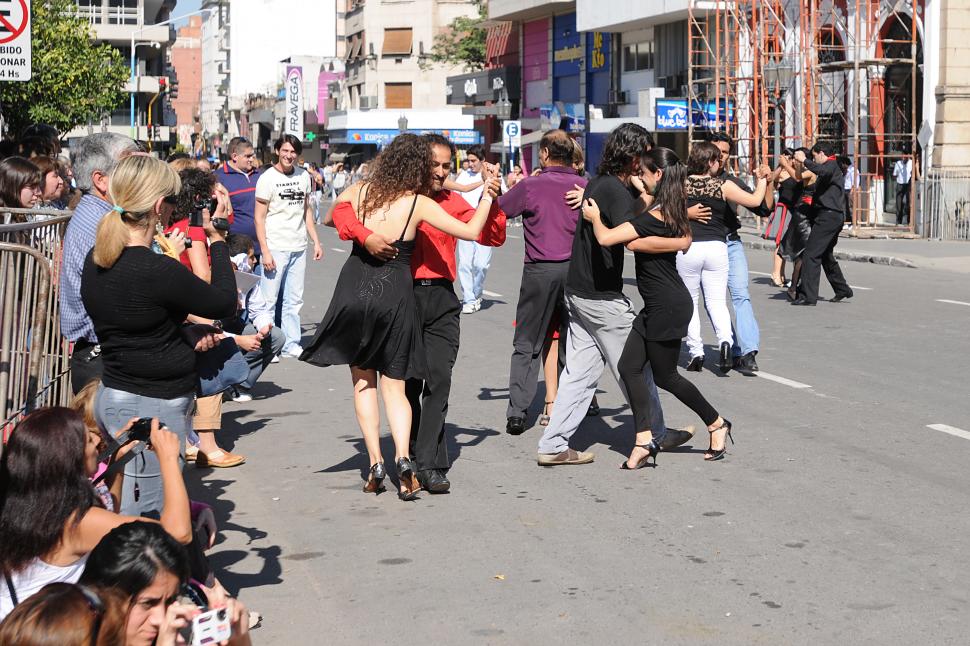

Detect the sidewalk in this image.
[739,224,970,273]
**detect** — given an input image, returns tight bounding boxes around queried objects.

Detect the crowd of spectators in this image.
[0,126,303,644]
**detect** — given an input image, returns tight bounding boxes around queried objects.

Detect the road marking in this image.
[748,270,871,290]
[506,234,521,239]
[927,424,970,441]
[755,371,812,389]
[330,247,347,253]
[937,299,970,307]
[483,290,503,298]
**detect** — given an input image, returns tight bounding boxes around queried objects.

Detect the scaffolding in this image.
[687,1,923,230]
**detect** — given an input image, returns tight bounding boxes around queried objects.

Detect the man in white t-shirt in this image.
[255,134,323,357]
[454,145,490,313]
[892,153,913,226]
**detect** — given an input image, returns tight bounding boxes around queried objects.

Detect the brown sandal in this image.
[196,450,246,468]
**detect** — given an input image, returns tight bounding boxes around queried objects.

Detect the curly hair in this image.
[174,167,215,220]
[596,123,654,177]
[359,133,433,219]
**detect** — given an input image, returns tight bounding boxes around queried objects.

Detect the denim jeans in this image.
[457,240,492,305]
[94,385,194,518]
[240,324,286,389]
[726,238,760,357]
[258,249,306,354]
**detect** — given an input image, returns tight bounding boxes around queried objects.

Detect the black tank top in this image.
[685,175,730,242]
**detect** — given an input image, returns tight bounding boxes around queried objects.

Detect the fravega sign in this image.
[285,66,304,140]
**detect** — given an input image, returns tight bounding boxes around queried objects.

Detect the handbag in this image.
[762,203,790,245]
[196,337,249,396]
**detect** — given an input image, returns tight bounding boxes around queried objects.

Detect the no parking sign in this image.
[0,0,30,81]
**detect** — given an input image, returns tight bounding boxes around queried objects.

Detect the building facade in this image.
[170,15,202,148]
[66,0,177,144]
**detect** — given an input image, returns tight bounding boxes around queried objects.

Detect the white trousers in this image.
[676,240,734,358]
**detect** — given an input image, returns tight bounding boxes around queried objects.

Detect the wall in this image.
[171,16,202,129]
[552,12,580,103]
[522,18,551,117]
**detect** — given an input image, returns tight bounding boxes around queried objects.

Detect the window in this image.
[385,82,412,109]
[623,41,654,72]
[382,28,413,56]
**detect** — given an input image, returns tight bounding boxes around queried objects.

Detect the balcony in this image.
[576,0,689,32]
[489,0,574,22]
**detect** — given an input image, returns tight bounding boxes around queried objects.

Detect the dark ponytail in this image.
[642,147,690,238]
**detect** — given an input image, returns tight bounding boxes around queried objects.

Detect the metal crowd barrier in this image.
[0,208,74,435]
[921,170,970,241]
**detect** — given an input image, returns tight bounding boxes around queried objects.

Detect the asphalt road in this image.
[187,220,970,645]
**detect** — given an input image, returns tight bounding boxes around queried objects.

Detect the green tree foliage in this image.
[424,0,487,71]
[0,0,130,137]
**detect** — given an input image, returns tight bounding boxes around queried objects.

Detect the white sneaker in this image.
[229,387,253,403]
[461,302,477,314]
[270,355,280,364]
[474,298,482,312]
[282,347,303,359]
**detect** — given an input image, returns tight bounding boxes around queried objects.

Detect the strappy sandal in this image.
[539,401,554,426]
[620,440,660,470]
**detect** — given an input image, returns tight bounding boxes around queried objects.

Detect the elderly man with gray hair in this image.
[59,132,141,393]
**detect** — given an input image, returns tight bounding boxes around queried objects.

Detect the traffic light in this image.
[158,77,167,91]
[169,78,179,100]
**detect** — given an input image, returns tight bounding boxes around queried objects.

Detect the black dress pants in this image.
[797,208,852,304]
[895,183,910,225]
[506,261,569,419]
[407,282,461,472]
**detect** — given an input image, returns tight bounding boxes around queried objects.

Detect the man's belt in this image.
[414,278,452,287]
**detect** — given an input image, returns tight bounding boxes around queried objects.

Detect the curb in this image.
[740,237,918,269]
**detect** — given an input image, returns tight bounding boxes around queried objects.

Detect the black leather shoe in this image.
[418,469,451,494]
[791,298,816,306]
[506,416,526,435]
[658,426,695,450]
[686,356,704,372]
[830,291,853,303]
[734,351,759,373]
[718,342,732,372]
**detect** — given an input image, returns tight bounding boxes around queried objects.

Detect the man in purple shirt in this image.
[215,137,263,254]
[499,130,587,434]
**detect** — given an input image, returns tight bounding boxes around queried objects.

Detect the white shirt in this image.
[843,165,858,190]
[1,556,88,621]
[455,169,485,207]
[255,166,312,252]
[893,159,912,185]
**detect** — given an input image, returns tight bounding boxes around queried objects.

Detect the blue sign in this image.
[345,129,482,146]
[539,103,586,133]
[655,99,735,131]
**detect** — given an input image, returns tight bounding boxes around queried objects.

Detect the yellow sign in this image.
[590,32,606,70]
[554,45,582,63]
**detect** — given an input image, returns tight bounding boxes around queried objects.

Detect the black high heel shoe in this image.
[718,342,732,372]
[705,419,734,462]
[396,457,420,501]
[620,440,660,470]
[362,462,386,494]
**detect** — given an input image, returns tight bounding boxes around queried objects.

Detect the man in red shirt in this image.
[331,133,506,493]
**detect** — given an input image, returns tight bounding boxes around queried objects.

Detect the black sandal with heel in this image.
[396,457,420,501]
[705,419,734,462]
[620,440,660,470]
[362,462,386,494]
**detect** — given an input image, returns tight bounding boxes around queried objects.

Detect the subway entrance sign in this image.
[0,0,30,81]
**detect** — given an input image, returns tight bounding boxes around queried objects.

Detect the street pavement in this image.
[187,219,970,645]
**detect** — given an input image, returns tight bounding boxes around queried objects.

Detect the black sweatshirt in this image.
[81,241,238,399]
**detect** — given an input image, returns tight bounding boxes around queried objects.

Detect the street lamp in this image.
[130,9,209,138]
[397,114,408,132]
[496,89,512,171]
[763,59,794,165]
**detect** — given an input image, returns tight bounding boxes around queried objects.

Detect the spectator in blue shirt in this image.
[59,133,140,394]
[215,137,262,254]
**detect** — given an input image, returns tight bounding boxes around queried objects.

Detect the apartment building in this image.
[170,15,202,148]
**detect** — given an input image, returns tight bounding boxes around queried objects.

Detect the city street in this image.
[189,221,970,645]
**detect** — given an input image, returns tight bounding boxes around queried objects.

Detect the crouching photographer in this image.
[80,522,252,646]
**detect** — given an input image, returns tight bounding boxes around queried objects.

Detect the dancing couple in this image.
[307,133,505,500]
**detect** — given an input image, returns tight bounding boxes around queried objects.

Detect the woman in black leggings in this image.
[582,147,733,469]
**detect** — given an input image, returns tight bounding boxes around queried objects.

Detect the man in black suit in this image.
[793,142,854,306]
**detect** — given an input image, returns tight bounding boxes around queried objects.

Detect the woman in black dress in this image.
[768,148,800,287]
[581,147,734,469]
[301,134,497,499]
[778,147,816,301]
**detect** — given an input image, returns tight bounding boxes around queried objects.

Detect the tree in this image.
[423,0,488,71]
[0,0,130,137]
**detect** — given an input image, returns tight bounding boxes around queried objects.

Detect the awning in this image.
[489,129,544,154]
[382,28,412,56]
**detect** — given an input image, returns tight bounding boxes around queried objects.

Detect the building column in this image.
[933,0,970,170]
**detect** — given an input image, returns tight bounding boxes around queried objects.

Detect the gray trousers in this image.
[95,385,194,518]
[506,261,569,419]
[538,293,666,455]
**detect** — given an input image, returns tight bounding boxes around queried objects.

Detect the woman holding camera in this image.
[0,408,192,621]
[80,522,251,646]
[81,155,238,516]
